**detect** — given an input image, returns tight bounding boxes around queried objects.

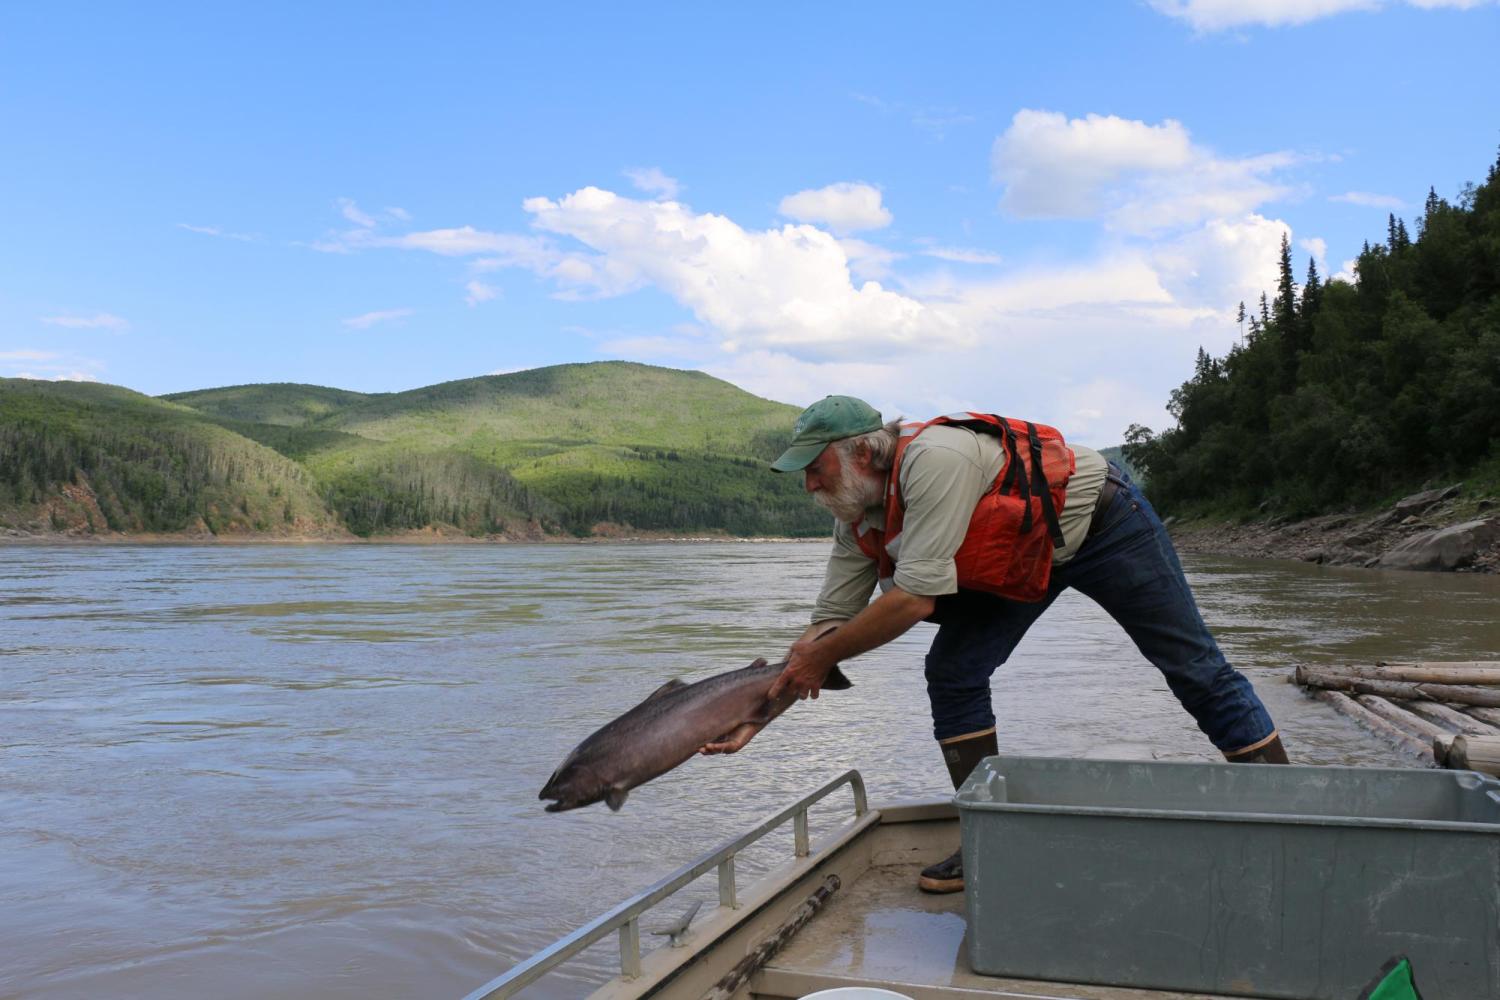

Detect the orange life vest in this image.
[852,413,1075,603]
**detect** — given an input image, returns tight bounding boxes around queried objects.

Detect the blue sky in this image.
[3,1,1497,445]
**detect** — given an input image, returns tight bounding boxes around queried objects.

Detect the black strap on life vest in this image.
[1025,421,1066,548]
[996,420,1033,535]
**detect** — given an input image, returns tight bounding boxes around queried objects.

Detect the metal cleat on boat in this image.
[648,900,703,947]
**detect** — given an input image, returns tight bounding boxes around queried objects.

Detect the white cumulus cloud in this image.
[3,348,105,382]
[1149,0,1494,31]
[1299,237,1328,272]
[992,110,1296,233]
[920,246,1005,265]
[778,182,893,233]
[1333,258,1361,284]
[464,280,498,306]
[1150,214,1290,311]
[836,237,906,282]
[14,370,100,382]
[178,223,256,241]
[41,312,130,331]
[623,167,681,200]
[1331,191,1407,209]
[383,227,556,265]
[338,198,377,228]
[342,308,414,329]
[520,186,956,358]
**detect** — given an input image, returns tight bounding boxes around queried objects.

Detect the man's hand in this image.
[769,588,936,702]
[700,720,766,755]
[768,639,836,701]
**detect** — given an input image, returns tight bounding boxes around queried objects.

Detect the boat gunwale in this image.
[460,771,874,1000]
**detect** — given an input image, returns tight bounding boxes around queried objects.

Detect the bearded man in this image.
[701,395,1287,894]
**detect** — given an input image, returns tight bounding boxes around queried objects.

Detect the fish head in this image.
[539,758,618,812]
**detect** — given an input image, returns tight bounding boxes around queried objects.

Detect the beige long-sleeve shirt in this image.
[811,425,1108,623]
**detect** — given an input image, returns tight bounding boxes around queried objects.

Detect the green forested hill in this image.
[1,362,830,539]
[0,379,340,535]
[160,383,375,426]
[294,363,824,536]
[1125,148,1500,517]
[289,363,819,536]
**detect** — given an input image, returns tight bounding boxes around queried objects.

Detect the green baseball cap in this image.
[771,395,883,473]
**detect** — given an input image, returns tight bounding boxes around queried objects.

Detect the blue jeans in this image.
[923,468,1276,754]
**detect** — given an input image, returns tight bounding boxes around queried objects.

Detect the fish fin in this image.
[643,678,688,703]
[822,665,853,690]
[605,786,630,811]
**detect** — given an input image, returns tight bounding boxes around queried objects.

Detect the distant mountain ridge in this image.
[1,362,831,539]
[161,383,375,426]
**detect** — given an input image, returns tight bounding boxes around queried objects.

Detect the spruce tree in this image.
[1274,231,1298,329]
[1421,186,1443,236]
[1301,257,1322,326]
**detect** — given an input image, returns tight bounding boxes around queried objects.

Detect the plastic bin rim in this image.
[955,756,1500,833]
[968,754,1500,782]
[953,798,1500,833]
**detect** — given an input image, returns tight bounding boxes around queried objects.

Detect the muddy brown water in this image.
[2,543,1497,999]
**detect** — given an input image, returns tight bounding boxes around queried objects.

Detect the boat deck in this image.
[754,860,1237,1000]
[578,798,1248,1000]
[760,860,1220,999]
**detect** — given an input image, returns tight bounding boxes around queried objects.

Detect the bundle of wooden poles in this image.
[1294,661,1500,774]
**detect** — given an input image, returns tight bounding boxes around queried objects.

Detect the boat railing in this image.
[460,770,869,1000]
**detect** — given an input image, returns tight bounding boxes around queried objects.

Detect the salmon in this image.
[538,657,852,812]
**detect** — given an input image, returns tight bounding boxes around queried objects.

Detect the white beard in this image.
[812,463,884,524]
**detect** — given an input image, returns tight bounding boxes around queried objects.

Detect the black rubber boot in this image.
[1224,733,1290,764]
[918,728,998,894]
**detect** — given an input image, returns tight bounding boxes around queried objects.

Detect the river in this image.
[2,542,1498,999]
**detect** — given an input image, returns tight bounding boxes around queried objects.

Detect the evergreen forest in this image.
[1124,149,1500,516]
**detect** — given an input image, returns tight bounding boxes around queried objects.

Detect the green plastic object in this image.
[955,756,1500,999]
[1359,956,1423,1000]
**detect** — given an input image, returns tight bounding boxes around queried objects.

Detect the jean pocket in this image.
[1092,499,1140,541]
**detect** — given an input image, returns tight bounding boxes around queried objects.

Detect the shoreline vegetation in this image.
[0,526,825,546]
[1168,485,1500,574]
[1128,148,1500,574]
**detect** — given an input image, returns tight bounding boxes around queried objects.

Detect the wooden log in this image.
[1340,663,1500,685]
[701,874,841,1000]
[1434,733,1455,767]
[1449,735,1500,777]
[1379,660,1500,669]
[1402,700,1500,736]
[1295,667,1500,708]
[1311,689,1432,760]
[1464,706,1500,728]
[1353,695,1450,743]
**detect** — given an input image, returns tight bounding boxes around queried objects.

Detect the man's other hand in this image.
[700,720,765,755]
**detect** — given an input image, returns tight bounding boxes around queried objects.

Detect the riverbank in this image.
[1168,484,1500,573]
[0,523,825,545]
